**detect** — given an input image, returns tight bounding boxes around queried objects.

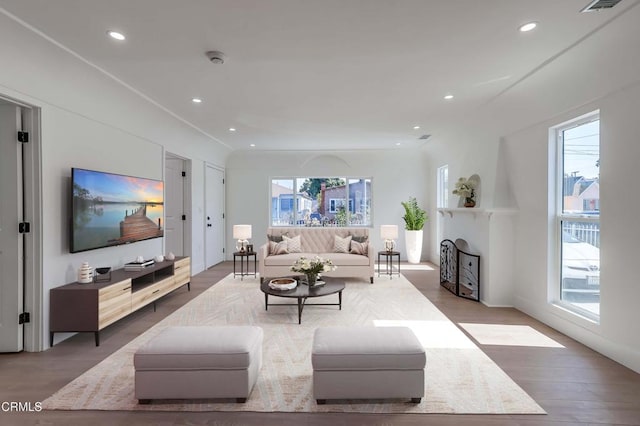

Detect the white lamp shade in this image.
[380,225,398,240]
[233,224,252,240]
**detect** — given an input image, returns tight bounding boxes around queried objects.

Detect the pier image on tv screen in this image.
[71,168,164,253]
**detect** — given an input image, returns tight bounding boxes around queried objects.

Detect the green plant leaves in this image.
[401,197,427,230]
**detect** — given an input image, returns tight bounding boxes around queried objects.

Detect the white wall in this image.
[503,82,640,374]
[225,150,430,260]
[419,2,640,373]
[0,12,230,347]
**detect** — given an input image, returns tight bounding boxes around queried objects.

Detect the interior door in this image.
[0,103,24,352]
[205,164,225,268]
[165,155,186,256]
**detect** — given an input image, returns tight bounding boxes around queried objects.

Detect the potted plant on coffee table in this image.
[401,197,427,264]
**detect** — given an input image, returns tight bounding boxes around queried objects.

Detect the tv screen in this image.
[71,168,164,253]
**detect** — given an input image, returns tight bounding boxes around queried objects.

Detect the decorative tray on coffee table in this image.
[268,278,297,291]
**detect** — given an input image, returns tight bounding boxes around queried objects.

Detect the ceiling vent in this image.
[418,134,431,141]
[581,0,624,12]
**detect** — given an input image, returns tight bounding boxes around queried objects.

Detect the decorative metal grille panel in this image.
[440,239,480,302]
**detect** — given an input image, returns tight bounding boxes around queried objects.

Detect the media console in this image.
[49,256,191,346]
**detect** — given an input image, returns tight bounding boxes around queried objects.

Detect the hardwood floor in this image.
[1,261,639,426]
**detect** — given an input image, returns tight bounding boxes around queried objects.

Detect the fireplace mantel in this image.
[439,207,517,307]
[437,207,517,220]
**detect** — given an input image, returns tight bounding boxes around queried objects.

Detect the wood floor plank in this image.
[1,261,639,426]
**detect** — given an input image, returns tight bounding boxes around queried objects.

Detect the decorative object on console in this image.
[154,254,164,262]
[401,197,428,264]
[166,251,175,260]
[124,259,155,271]
[233,224,252,253]
[380,225,398,252]
[452,175,480,208]
[78,262,93,283]
[94,267,112,283]
[290,256,337,287]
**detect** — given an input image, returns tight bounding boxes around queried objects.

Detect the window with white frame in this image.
[437,165,449,208]
[328,198,354,213]
[270,177,372,226]
[553,112,600,320]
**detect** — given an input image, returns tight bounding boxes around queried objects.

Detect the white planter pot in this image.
[405,229,423,264]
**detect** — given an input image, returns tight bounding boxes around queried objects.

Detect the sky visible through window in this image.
[563,120,599,180]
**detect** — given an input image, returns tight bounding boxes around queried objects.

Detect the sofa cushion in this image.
[319,252,371,266]
[264,252,317,266]
[333,235,352,253]
[134,326,264,371]
[312,327,425,371]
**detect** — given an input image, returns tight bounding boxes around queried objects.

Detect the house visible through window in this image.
[270,177,372,226]
[553,112,600,320]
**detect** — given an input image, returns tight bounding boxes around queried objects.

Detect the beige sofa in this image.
[259,227,374,283]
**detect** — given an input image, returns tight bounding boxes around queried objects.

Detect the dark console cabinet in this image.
[50,257,190,346]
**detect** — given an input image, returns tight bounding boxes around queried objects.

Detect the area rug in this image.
[43,274,545,414]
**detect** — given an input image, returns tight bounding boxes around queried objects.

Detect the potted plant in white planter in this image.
[401,197,428,264]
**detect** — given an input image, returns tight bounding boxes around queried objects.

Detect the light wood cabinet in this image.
[98,279,132,329]
[50,257,190,346]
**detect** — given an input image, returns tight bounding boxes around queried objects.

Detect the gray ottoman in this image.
[134,326,263,404]
[312,326,426,404]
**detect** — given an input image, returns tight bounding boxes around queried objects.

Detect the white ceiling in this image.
[1,0,639,151]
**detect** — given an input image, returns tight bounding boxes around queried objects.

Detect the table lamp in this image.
[233,224,252,252]
[380,225,398,252]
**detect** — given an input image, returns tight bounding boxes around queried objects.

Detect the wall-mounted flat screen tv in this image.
[71,168,164,253]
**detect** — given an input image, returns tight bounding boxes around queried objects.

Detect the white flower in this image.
[452,177,476,198]
[290,256,337,275]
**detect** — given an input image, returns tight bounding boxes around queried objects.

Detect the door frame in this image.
[164,152,191,259]
[1,94,43,352]
[204,163,225,268]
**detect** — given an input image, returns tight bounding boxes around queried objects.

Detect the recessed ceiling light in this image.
[395,142,401,146]
[191,98,202,103]
[413,125,420,130]
[250,143,256,147]
[519,22,537,32]
[444,94,454,100]
[107,30,126,41]
[229,128,236,132]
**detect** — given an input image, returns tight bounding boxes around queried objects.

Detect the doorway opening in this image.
[0,95,42,352]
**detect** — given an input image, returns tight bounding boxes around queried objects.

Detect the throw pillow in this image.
[283,235,302,253]
[350,240,369,255]
[334,235,352,253]
[267,234,285,243]
[269,240,288,255]
[351,235,368,243]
